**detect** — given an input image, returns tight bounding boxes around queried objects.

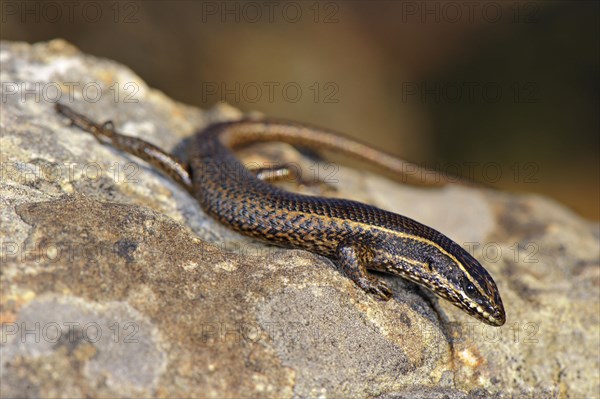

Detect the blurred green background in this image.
[2,0,598,219]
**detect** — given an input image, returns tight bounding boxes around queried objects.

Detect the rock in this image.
[1,39,598,398]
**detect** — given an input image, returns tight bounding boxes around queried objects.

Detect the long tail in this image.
[213,119,476,187]
[55,103,193,190]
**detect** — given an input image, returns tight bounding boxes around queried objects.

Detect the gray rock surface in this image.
[1,40,598,398]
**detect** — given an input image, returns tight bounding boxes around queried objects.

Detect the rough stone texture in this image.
[1,40,598,398]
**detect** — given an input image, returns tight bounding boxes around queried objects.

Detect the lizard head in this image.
[380,233,505,326]
[419,240,506,326]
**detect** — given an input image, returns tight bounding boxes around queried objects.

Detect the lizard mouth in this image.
[466,300,505,326]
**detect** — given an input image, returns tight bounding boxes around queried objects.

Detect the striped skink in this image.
[55,103,505,326]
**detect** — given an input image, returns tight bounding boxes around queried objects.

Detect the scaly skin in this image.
[56,104,506,326]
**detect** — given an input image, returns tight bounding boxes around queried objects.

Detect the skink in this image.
[55,103,505,326]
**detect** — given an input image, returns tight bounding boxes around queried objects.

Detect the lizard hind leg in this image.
[249,163,337,192]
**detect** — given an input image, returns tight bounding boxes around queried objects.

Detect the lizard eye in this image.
[462,279,477,296]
